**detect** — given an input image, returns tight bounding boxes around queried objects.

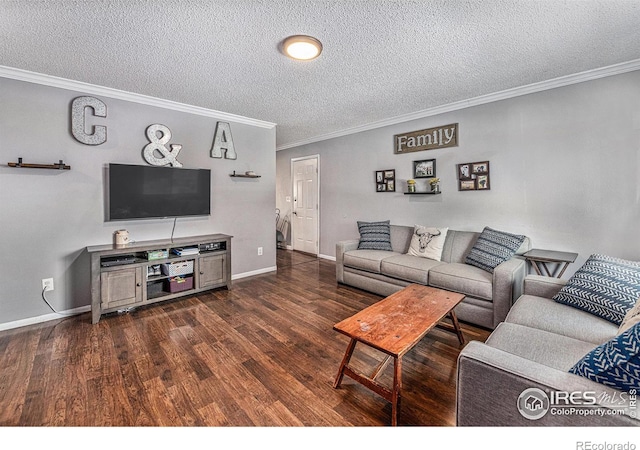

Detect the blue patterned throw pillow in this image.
[357,220,393,251]
[569,322,640,391]
[553,254,640,325]
[465,227,526,273]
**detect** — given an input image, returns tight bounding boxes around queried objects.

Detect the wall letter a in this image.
[210,122,237,159]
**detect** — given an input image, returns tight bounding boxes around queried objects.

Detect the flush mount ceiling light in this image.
[282,35,323,61]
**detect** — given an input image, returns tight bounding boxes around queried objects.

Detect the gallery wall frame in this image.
[376,169,396,192]
[413,159,436,179]
[457,161,490,191]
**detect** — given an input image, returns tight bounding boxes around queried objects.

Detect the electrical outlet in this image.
[258,247,263,256]
[42,278,54,292]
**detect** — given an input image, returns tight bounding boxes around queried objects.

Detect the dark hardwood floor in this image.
[0,250,490,427]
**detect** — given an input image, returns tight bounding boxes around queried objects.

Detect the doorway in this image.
[291,155,319,255]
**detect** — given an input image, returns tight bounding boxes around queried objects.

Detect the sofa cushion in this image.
[619,298,640,335]
[464,226,526,273]
[506,295,617,345]
[569,322,640,391]
[357,220,393,251]
[389,225,414,253]
[552,254,640,326]
[343,250,401,274]
[486,322,598,371]
[429,263,493,301]
[380,254,444,285]
[407,226,448,261]
[440,230,479,264]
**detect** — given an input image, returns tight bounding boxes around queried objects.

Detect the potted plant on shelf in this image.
[407,179,416,193]
[429,178,440,193]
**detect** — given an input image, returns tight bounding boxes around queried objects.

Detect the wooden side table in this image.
[523,249,578,278]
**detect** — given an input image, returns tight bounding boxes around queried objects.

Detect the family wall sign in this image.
[70,96,237,166]
[394,123,458,154]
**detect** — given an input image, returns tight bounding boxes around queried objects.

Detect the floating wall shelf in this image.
[404,191,441,195]
[230,171,261,178]
[8,158,70,170]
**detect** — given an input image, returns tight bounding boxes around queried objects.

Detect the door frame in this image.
[290,154,320,255]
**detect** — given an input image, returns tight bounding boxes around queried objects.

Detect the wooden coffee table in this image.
[333,284,466,426]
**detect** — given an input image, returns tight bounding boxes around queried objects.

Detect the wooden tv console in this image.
[87,234,232,324]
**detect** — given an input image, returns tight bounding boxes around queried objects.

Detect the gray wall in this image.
[276,71,640,275]
[0,76,276,327]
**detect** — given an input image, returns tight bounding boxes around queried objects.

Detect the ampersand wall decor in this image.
[142,124,183,167]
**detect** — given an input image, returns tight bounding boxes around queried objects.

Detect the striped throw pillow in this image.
[553,254,640,325]
[465,226,526,273]
[357,220,393,251]
[569,321,640,391]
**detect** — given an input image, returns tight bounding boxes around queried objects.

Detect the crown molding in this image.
[276,59,640,151]
[0,65,276,129]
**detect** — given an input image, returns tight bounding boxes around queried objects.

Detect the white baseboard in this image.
[0,305,91,332]
[319,254,336,261]
[0,266,278,332]
[232,266,277,280]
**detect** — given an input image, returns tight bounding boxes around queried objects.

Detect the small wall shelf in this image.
[8,158,70,170]
[230,171,261,178]
[404,191,441,195]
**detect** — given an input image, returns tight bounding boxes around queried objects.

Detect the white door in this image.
[292,156,319,255]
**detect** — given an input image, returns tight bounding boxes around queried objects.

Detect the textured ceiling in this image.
[2,1,640,149]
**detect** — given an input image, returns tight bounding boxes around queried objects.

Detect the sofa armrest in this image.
[336,239,359,283]
[491,257,527,328]
[457,341,639,426]
[523,275,567,298]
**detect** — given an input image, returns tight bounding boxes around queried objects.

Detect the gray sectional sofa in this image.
[456,275,639,426]
[336,224,531,329]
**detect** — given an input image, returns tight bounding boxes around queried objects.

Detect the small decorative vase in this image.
[431,184,440,193]
[407,180,416,193]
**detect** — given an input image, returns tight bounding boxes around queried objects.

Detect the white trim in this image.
[290,155,321,256]
[232,266,277,280]
[0,305,91,332]
[0,65,276,129]
[0,266,277,331]
[318,254,336,262]
[276,59,640,151]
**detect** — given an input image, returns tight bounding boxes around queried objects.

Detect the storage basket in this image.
[165,276,194,293]
[161,260,194,276]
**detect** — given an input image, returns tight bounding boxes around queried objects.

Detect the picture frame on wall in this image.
[477,174,490,190]
[376,169,396,192]
[458,161,490,191]
[460,180,476,190]
[413,159,436,178]
[472,162,489,174]
[459,164,470,179]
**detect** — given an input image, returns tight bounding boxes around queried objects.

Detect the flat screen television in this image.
[108,163,211,221]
